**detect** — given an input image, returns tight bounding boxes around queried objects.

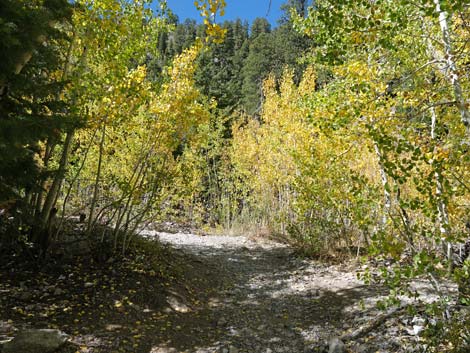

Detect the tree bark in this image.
[430,106,453,271]
[87,122,106,234]
[374,142,391,228]
[38,130,75,230]
[433,0,470,136]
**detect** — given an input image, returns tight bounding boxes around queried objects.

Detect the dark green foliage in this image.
[195,20,250,114]
[0,0,72,202]
[153,2,310,116]
[241,24,310,114]
[240,32,275,114]
[0,0,71,86]
[250,17,271,38]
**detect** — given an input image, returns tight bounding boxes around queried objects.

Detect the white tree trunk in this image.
[374,143,391,227]
[433,0,470,136]
[430,106,452,269]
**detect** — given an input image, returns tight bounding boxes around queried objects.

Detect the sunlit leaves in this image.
[194,0,227,43]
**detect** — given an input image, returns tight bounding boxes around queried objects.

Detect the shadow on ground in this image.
[0,233,392,353]
[140,233,387,353]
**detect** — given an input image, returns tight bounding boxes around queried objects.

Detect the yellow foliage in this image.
[194,0,227,43]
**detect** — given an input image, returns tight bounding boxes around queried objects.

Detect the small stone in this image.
[105,324,123,331]
[328,337,346,353]
[228,345,238,353]
[0,321,14,334]
[84,282,94,288]
[53,288,63,296]
[411,316,425,325]
[2,329,68,353]
[167,296,191,313]
[151,348,178,353]
[406,325,424,336]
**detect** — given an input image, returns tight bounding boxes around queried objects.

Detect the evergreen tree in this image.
[250,17,271,38]
[195,20,249,114]
[241,21,309,114]
[241,32,275,114]
[0,0,72,202]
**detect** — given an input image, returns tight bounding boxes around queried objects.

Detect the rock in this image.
[105,324,123,331]
[411,316,425,326]
[328,337,346,353]
[0,321,14,334]
[1,329,68,353]
[53,288,63,296]
[150,348,178,353]
[406,325,424,336]
[84,282,94,288]
[167,295,191,313]
[228,345,238,353]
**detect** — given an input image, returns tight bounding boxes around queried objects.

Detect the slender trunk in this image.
[125,181,160,254]
[374,142,391,227]
[36,29,84,237]
[61,30,76,82]
[34,142,56,216]
[57,127,98,236]
[34,29,76,217]
[112,147,152,245]
[121,152,168,253]
[87,122,106,234]
[430,106,452,270]
[38,130,75,230]
[433,0,470,135]
[396,186,414,250]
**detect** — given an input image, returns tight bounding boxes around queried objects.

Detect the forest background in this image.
[2,0,470,350]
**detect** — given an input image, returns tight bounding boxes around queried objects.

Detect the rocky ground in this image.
[142,232,458,353]
[0,231,463,353]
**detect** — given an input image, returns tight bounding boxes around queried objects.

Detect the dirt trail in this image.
[145,232,392,353]
[2,231,453,353]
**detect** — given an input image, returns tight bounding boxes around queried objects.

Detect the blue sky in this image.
[164,0,285,25]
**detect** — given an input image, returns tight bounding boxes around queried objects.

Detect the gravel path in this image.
[143,232,393,353]
[0,231,460,353]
